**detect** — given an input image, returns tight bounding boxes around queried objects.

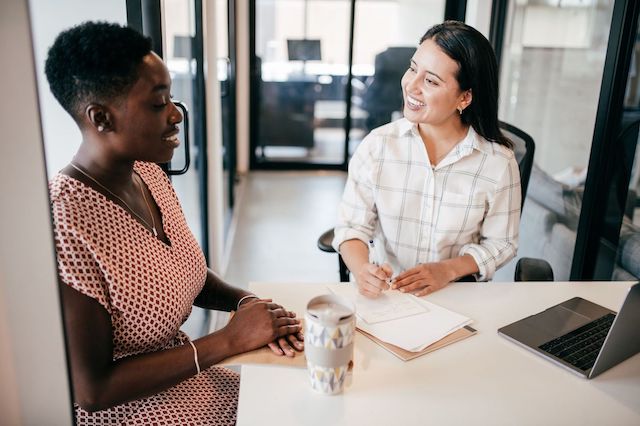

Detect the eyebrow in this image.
[152,84,170,92]
[411,59,445,82]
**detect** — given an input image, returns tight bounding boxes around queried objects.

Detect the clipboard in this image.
[357,325,477,361]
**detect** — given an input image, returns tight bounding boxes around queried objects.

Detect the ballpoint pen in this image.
[369,239,392,288]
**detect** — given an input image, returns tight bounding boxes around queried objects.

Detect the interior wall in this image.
[1,0,73,423]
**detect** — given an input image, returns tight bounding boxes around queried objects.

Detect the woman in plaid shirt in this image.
[334,21,520,298]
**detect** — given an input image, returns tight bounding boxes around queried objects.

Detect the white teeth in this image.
[407,95,425,107]
[163,135,180,146]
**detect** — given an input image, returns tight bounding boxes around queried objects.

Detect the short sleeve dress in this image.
[49,162,238,426]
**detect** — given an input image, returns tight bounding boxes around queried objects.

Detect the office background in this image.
[1,0,638,424]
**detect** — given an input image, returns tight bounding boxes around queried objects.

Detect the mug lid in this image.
[306,294,355,324]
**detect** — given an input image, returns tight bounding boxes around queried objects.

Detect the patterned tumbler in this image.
[304,294,355,395]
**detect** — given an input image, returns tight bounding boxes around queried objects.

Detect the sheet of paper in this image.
[331,285,428,324]
[330,285,472,352]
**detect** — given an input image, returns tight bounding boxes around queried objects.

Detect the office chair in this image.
[317,121,553,282]
[362,47,415,133]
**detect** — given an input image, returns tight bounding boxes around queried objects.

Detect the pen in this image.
[369,239,392,288]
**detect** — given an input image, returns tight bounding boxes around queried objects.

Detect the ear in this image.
[85,104,114,133]
[460,89,472,110]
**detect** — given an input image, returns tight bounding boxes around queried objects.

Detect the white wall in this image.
[0,0,72,423]
[28,0,127,177]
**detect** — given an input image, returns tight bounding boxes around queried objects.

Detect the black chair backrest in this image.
[499,121,535,209]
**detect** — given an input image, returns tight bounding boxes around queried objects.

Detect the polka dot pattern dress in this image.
[50,162,239,426]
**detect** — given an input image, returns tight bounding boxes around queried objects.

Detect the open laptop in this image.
[498,282,640,378]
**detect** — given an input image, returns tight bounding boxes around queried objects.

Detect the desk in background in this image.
[236,282,640,426]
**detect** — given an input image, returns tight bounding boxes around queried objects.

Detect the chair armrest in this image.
[514,257,555,281]
[318,228,336,253]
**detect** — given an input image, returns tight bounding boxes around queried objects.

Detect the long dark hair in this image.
[420,21,512,148]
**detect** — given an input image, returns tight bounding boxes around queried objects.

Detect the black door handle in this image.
[166,101,190,175]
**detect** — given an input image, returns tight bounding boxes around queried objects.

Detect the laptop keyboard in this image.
[538,313,616,371]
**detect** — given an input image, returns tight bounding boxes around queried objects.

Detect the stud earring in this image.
[97,125,105,132]
[457,107,463,115]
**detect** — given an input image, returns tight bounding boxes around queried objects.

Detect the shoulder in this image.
[472,129,516,165]
[134,161,170,184]
[368,117,413,140]
[355,118,414,158]
[49,173,86,216]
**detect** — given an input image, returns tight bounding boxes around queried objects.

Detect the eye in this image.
[408,65,416,73]
[153,95,170,109]
[425,78,438,86]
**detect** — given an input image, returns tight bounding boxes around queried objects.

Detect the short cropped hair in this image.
[45,21,152,122]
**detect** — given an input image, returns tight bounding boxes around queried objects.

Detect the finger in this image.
[277,324,303,337]
[394,267,422,282]
[268,341,284,356]
[398,280,429,293]
[269,307,290,318]
[381,263,393,278]
[361,280,384,295]
[392,274,420,289]
[412,286,432,297]
[265,302,283,310]
[371,265,391,281]
[358,286,381,298]
[275,317,301,328]
[277,337,295,357]
[296,331,304,341]
[286,334,304,351]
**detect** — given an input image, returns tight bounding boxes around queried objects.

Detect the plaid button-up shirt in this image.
[333,118,520,281]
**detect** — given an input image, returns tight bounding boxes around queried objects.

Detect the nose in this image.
[405,72,422,93]
[169,101,183,125]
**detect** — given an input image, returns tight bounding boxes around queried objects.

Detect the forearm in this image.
[79,328,237,412]
[440,254,479,282]
[339,239,370,276]
[193,269,253,311]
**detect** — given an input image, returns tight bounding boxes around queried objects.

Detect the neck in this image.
[72,141,136,190]
[417,117,469,148]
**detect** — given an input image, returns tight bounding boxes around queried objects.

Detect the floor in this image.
[183,170,347,337]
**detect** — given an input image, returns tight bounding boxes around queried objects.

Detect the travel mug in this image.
[304,294,355,395]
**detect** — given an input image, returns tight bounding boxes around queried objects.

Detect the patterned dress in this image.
[50,162,238,425]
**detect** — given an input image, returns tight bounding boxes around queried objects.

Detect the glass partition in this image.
[350,0,445,156]
[254,0,352,165]
[493,0,616,281]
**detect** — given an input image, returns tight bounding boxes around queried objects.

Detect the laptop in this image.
[498,282,640,378]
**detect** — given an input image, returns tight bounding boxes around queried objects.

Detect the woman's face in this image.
[108,52,182,163]
[400,39,469,127]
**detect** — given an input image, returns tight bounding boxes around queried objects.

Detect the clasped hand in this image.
[356,261,453,298]
[232,298,304,357]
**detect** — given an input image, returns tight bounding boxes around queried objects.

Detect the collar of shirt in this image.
[395,118,493,167]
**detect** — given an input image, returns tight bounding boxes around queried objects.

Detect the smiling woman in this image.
[44,21,304,425]
[333,21,521,299]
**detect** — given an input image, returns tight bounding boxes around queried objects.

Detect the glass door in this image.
[162,0,208,254]
[350,0,445,157]
[251,0,353,168]
[493,0,616,281]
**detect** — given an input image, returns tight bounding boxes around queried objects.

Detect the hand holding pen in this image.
[361,239,393,295]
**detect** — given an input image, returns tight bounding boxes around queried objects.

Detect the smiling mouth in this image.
[162,133,180,147]
[406,95,425,108]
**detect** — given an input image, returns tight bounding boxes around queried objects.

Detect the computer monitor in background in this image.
[287,39,322,61]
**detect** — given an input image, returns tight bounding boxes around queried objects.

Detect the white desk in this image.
[236,282,640,426]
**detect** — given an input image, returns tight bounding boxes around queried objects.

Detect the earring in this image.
[97,125,104,132]
[457,107,463,115]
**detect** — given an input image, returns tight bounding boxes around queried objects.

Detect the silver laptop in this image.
[498,282,640,378]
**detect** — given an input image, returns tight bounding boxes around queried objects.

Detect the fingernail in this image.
[399,288,405,292]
